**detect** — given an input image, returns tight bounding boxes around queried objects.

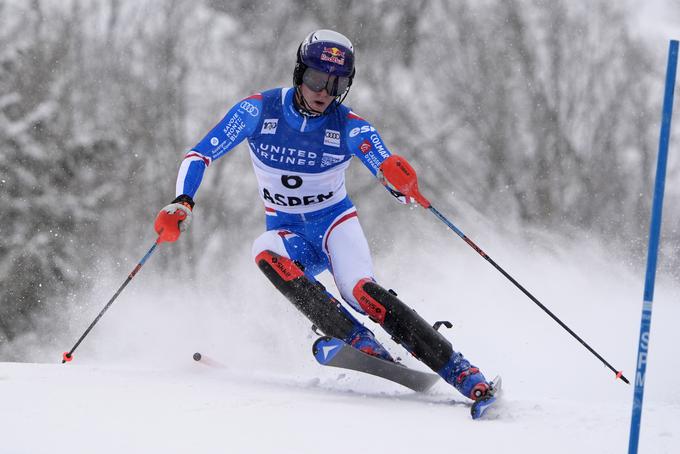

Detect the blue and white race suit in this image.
[176,87,394,311]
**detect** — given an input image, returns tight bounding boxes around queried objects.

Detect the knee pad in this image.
[256,250,359,340]
[352,278,453,371]
[352,278,385,322]
[335,277,373,314]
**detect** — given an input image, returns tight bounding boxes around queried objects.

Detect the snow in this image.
[1,359,677,453]
[2,215,679,453]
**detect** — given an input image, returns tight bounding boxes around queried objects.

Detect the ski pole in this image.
[62,238,161,363]
[379,155,629,384]
[426,205,629,384]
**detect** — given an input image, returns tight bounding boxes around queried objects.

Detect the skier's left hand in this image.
[377,155,431,208]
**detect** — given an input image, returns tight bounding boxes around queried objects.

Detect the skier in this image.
[154,30,492,402]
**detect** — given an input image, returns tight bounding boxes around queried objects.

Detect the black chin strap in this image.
[293,86,324,117]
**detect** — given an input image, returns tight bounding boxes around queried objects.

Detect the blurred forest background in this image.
[1,0,679,358]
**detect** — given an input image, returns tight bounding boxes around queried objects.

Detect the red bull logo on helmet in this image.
[321,46,346,65]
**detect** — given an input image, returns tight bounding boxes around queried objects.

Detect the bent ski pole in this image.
[62,238,161,363]
[379,155,629,384]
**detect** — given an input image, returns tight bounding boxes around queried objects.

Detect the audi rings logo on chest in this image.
[240,101,259,117]
[324,129,341,147]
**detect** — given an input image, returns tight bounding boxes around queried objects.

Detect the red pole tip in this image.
[62,352,73,363]
[615,370,630,384]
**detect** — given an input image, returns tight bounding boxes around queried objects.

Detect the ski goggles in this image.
[302,67,351,97]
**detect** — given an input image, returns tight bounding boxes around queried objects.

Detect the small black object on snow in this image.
[193,352,202,361]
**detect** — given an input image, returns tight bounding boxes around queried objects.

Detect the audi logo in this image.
[240,101,259,117]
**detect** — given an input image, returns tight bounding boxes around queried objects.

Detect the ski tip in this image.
[471,395,497,420]
[471,376,502,420]
[312,336,344,365]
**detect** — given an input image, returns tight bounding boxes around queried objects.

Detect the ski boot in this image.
[345,325,394,362]
[438,351,490,400]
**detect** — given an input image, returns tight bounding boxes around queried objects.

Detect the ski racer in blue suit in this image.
[154,30,492,402]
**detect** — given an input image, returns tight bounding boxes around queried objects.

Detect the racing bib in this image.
[250,153,349,213]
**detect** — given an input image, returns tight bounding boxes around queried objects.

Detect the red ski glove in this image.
[377,155,431,208]
[154,194,194,243]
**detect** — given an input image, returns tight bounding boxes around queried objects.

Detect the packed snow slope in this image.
[2,209,679,453]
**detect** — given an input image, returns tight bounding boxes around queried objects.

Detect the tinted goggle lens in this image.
[302,68,350,96]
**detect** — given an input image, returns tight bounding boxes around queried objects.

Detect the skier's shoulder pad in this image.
[259,87,284,105]
[237,91,264,115]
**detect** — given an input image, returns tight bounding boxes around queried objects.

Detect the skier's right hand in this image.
[154,194,194,243]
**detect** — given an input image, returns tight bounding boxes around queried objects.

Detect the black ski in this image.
[312,336,440,393]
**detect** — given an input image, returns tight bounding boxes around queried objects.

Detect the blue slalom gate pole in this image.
[628,39,678,454]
